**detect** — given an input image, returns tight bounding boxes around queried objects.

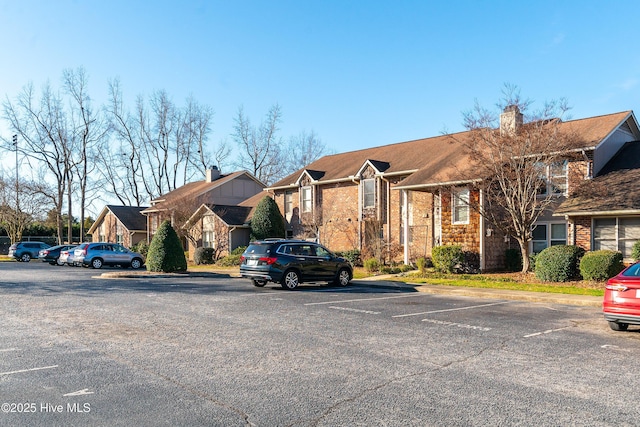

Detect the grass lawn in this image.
[364,269,605,297]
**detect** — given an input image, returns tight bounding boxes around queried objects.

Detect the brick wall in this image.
[572,216,592,251]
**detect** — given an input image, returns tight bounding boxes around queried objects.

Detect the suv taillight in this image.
[259,256,278,265]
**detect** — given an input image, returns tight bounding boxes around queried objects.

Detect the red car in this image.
[604,262,640,331]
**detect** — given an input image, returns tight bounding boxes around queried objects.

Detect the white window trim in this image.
[301,186,312,213]
[592,217,640,261]
[362,178,376,209]
[537,160,568,197]
[531,221,567,254]
[452,187,470,225]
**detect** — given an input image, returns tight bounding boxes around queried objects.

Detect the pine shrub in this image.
[579,250,624,281]
[535,245,585,282]
[250,196,285,240]
[146,220,187,273]
[632,241,640,261]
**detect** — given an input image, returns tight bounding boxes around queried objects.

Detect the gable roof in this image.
[269,111,635,192]
[185,192,272,228]
[556,141,640,215]
[142,170,264,214]
[88,205,149,235]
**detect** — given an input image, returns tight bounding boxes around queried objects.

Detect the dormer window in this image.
[362,178,375,208]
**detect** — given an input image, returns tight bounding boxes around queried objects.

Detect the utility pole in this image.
[12,134,19,213]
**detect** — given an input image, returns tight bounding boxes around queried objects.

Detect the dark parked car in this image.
[39,244,77,265]
[240,239,352,290]
[604,262,640,331]
[8,241,51,262]
[73,242,145,269]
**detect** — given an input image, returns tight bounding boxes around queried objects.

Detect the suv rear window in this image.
[244,244,272,255]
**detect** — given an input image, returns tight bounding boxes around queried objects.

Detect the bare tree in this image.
[2,82,73,244]
[0,174,49,243]
[63,67,106,242]
[284,130,330,176]
[232,104,283,185]
[102,80,218,204]
[456,85,576,272]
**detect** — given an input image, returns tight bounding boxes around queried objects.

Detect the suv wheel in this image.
[609,321,629,331]
[252,279,267,287]
[281,270,300,290]
[91,258,103,269]
[20,253,31,262]
[334,268,351,286]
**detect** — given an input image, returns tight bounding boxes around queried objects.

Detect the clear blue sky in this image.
[2,0,640,163]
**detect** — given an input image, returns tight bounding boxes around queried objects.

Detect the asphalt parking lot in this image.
[0,261,637,426]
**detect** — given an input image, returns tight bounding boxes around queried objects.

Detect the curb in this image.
[97,270,602,308]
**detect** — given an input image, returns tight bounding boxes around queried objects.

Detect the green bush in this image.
[432,245,463,273]
[230,246,247,256]
[505,248,522,272]
[416,257,429,274]
[215,253,242,266]
[632,241,640,261]
[363,258,379,273]
[535,245,585,282]
[131,241,149,258]
[194,247,215,265]
[250,196,285,240]
[338,249,361,266]
[146,220,187,273]
[579,250,624,281]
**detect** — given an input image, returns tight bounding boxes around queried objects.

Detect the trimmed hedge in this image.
[432,245,463,273]
[505,248,522,272]
[579,250,624,281]
[146,220,187,273]
[194,247,215,265]
[535,245,585,282]
[632,241,640,261]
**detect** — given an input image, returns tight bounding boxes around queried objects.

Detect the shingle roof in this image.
[206,205,254,226]
[142,171,262,213]
[556,141,640,215]
[89,205,149,235]
[268,111,633,191]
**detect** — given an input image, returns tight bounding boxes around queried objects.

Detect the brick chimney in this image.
[206,165,221,182]
[500,105,523,136]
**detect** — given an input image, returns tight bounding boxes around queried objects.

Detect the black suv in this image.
[240,239,353,290]
[8,241,51,262]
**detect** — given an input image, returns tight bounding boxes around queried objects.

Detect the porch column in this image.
[403,189,410,265]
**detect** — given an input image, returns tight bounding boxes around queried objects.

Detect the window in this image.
[284,191,293,215]
[531,222,567,254]
[536,161,568,196]
[203,230,215,248]
[301,186,312,213]
[362,179,375,208]
[594,217,640,259]
[452,187,469,224]
[116,222,123,244]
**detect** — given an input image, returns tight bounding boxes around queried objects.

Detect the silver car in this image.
[73,242,145,269]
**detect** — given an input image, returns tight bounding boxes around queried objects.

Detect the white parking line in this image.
[304,293,428,306]
[329,306,381,315]
[392,301,511,318]
[0,348,20,352]
[0,365,58,376]
[523,327,570,338]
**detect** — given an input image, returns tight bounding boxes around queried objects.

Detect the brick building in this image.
[267,109,640,270]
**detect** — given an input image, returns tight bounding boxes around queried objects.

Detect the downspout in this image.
[479,188,485,272]
[229,227,237,252]
[350,176,362,250]
[403,189,409,265]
